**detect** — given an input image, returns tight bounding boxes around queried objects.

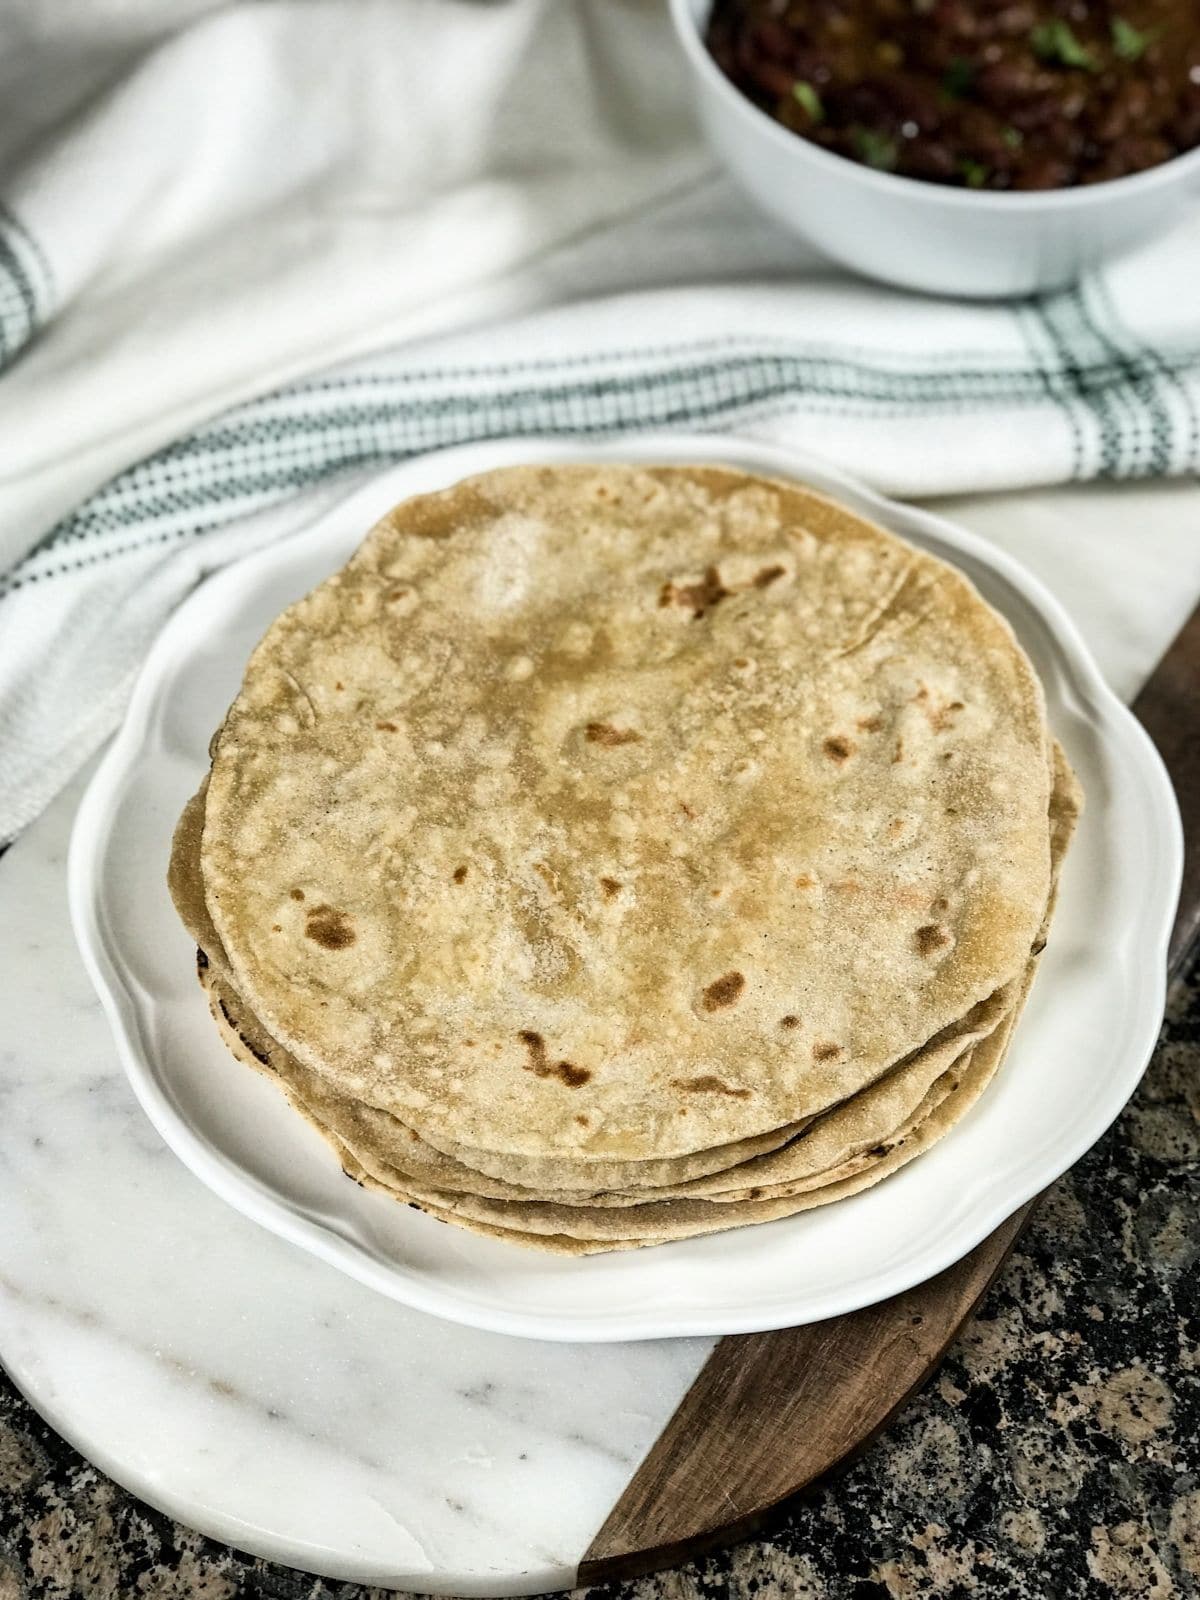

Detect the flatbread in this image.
[198,463,1054,1163]
[172,783,812,1196]
[172,727,1037,1203]
[322,766,1071,1253]
[338,1028,1002,1254]
[199,955,985,1205]
[177,786,1018,1207]
[182,744,1079,1249]
[257,746,1077,1246]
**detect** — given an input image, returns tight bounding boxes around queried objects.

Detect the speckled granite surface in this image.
[1,955,1196,1600]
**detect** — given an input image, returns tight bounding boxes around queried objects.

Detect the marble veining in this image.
[0,776,715,1594]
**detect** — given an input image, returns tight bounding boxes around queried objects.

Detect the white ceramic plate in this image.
[70,434,1181,1342]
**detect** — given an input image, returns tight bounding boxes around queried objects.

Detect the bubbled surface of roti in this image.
[312,747,1078,1245]
[173,781,1013,1204]
[200,464,1053,1161]
[170,783,811,1194]
[182,741,1078,1252]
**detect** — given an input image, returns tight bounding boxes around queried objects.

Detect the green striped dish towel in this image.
[2,266,1200,843]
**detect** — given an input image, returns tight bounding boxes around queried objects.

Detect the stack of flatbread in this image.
[169,464,1080,1254]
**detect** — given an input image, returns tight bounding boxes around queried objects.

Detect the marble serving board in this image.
[1,476,1198,1594]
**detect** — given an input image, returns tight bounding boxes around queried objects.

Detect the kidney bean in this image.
[903,140,960,179]
[1172,101,1200,147]
[935,1,980,41]
[1011,152,1077,187]
[1118,134,1175,171]
[1092,79,1151,142]
[992,4,1039,38]
[1042,117,1087,160]
[975,59,1057,103]
[875,73,944,127]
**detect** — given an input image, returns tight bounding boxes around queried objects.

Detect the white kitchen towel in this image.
[1,0,1199,841]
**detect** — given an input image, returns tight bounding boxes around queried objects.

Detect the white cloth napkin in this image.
[1,0,1199,843]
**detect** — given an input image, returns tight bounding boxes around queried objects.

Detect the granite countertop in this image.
[1,947,1195,1600]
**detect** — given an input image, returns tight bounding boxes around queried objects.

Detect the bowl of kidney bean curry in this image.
[705,1,1200,191]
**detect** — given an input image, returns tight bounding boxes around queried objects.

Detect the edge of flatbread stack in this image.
[169,464,1082,1254]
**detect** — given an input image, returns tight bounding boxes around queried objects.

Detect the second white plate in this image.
[69,434,1181,1341]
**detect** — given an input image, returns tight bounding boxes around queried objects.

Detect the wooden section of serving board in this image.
[578,605,1200,1586]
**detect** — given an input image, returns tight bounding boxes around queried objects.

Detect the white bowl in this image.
[669,0,1200,298]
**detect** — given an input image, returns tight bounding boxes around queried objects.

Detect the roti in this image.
[174,731,1078,1250]
[323,746,1077,1245]
[335,1024,1008,1254]
[171,783,811,1196]
[196,464,1054,1163]
[198,956,988,1205]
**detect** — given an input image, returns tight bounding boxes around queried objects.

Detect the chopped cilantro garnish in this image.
[941,58,976,98]
[1111,16,1156,60]
[791,81,824,122]
[958,158,990,188]
[1031,19,1098,70]
[850,126,899,171]
[1002,126,1024,149]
